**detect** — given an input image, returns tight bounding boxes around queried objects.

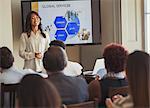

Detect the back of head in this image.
[43,46,68,73]
[17,74,61,108]
[0,47,14,69]
[103,43,128,73]
[49,40,66,50]
[126,50,150,107]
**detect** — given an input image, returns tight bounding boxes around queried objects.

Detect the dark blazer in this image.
[47,72,89,105]
[100,77,128,106]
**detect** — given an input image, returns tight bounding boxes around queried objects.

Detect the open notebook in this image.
[83,58,107,78]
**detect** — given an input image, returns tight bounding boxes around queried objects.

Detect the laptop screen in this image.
[92,58,106,77]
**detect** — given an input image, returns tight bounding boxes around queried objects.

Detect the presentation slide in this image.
[31,0,92,44]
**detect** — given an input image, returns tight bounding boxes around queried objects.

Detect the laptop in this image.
[83,58,107,78]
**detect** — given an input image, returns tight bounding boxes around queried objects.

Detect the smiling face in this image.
[31,13,40,27]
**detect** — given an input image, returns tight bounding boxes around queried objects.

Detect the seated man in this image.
[43,46,89,104]
[49,40,83,76]
[0,47,24,84]
[0,47,47,84]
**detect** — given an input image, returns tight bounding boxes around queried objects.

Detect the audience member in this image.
[127,51,150,107]
[49,40,83,76]
[43,46,89,104]
[16,74,61,108]
[0,47,24,84]
[99,43,128,106]
[19,11,50,72]
[106,50,150,108]
[0,47,47,84]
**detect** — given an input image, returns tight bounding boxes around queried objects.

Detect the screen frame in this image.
[21,0,101,45]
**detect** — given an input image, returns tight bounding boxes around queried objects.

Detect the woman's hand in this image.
[112,94,123,102]
[105,98,114,108]
[35,52,42,59]
[105,95,124,108]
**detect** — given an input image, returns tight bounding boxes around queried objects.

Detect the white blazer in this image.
[19,31,50,72]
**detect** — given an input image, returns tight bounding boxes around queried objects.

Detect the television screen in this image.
[21,0,101,45]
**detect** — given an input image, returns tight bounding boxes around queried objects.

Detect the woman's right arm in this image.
[19,33,35,60]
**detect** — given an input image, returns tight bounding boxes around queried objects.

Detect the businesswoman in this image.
[19,11,50,72]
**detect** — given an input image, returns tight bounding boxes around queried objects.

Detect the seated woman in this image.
[106,50,150,108]
[16,74,61,108]
[99,43,128,106]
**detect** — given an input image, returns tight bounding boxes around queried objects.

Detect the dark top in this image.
[47,72,89,105]
[99,77,128,106]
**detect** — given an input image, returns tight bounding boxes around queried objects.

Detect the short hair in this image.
[126,51,150,107]
[17,74,61,107]
[103,43,128,73]
[49,40,66,50]
[43,46,68,72]
[0,47,14,69]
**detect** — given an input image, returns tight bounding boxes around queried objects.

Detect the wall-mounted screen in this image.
[21,0,101,45]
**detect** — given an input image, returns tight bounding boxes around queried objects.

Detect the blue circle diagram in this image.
[54,12,80,41]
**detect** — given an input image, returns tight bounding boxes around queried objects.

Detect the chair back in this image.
[108,86,129,98]
[84,75,95,83]
[1,83,20,108]
[66,100,98,108]
[88,79,101,103]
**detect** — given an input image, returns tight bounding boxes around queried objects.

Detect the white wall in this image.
[144,0,150,53]
[0,0,13,51]
[11,0,24,68]
[121,0,144,52]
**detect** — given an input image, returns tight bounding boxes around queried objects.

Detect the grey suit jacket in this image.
[47,72,89,105]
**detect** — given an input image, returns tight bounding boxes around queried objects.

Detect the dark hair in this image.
[126,50,150,107]
[17,74,61,108]
[49,40,66,50]
[25,11,46,38]
[43,46,67,72]
[0,47,14,69]
[103,43,128,73]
